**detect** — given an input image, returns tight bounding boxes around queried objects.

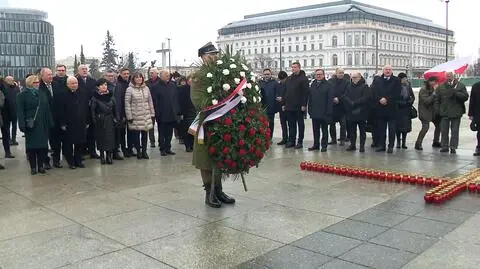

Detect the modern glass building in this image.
[0,8,55,79]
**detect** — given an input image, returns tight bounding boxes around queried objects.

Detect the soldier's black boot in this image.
[106,151,113,165]
[204,183,221,208]
[214,181,236,204]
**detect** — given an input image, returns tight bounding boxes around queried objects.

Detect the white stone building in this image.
[217,0,455,77]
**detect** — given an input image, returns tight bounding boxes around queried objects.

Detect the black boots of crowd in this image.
[201,170,235,208]
[99,151,114,165]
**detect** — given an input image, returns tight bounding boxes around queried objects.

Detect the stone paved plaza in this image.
[1,97,480,269]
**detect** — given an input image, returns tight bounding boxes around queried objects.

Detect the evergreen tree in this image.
[80,45,86,64]
[89,59,101,79]
[73,54,79,74]
[126,52,136,71]
[100,30,118,70]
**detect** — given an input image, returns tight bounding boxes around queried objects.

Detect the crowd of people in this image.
[0,65,196,173]
[1,62,480,173]
[259,63,479,156]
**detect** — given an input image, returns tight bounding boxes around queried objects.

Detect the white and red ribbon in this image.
[189,78,247,144]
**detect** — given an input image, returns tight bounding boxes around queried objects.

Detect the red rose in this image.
[223,133,232,142]
[223,147,230,155]
[230,109,237,114]
[215,118,222,123]
[249,128,256,136]
[238,139,245,146]
[259,127,265,134]
[239,124,247,132]
[263,120,269,127]
[224,159,232,165]
[249,160,256,167]
[230,161,238,168]
[216,162,224,168]
[259,116,265,122]
[239,149,247,156]
[258,152,264,159]
[256,138,262,145]
[246,117,252,124]
[224,117,233,125]
[255,149,262,157]
[249,146,255,153]
[249,109,257,116]
[209,147,216,154]
[265,141,271,149]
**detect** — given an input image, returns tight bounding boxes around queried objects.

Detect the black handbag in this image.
[26,103,40,129]
[470,121,478,132]
[409,106,418,119]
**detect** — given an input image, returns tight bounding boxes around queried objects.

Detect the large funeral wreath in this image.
[192,49,271,189]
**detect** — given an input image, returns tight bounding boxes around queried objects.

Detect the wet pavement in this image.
[0,109,479,269]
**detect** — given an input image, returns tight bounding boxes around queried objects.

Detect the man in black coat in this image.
[177,76,196,152]
[154,70,180,156]
[328,68,349,145]
[39,68,58,168]
[58,76,89,169]
[371,65,401,153]
[3,76,20,146]
[469,81,480,156]
[114,68,130,158]
[76,64,99,159]
[146,68,161,148]
[260,68,279,139]
[275,71,289,145]
[282,62,309,149]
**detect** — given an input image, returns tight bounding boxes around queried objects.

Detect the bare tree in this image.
[253,54,274,71]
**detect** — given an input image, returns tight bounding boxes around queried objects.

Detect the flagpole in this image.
[445,0,450,62]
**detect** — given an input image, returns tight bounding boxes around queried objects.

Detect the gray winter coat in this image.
[125,83,155,131]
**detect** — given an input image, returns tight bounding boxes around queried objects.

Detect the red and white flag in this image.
[424,56,471,83]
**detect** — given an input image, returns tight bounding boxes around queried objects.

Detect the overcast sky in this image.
[10,0,479,66]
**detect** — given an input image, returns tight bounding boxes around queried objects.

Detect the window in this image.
[248,41,250,45]
[354,35,360,46]
[347,35,352,46]
[311,44,315,50]
[347,53,353,65]
[354,52,360,66]
[295,37,299,41]
[311,35,314,40]
[296,45,299,51]
[254,41,257,45]
[303,59,307,67]
[303,36,307,41]
[261,48,264,54]
[362,52,365,65]
[267,40,270,44]
[332,54,338,66]
[255,48,257,54]
[260,40,264,44]
[362,35,366,46]
[319,58,323,66]
[319,43,323,50]
[303,44,307,51]
[311,59,315,67]
[332,36,337,47]
[267,48,271,54]
[274,47,278,53]
[372,35,375,45]
[288,46,292,52]
[288,37,291,41]
[319,34,323,39]
[274,39,277,43]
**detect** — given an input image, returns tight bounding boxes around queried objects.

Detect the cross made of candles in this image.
[299,161,480,205]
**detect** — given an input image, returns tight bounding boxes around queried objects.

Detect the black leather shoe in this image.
[100,153,106,165]
[113,152,124,160]
[44,163,52,170]
[166,150,176,155]
[90,153,100,159]
[359,147,365,153]
[186,147,193,152]
[387,148,394,154]
[160,151,168,156]
[141,151,150,159]
[76,163,85,168]
[450,149,456,154]
[440,148,449,153]
[321,147,327,152]
[308,146,319,151]
[432,142,442,148]
[9,141,19,146]
[285,142,295,148]
[328,141,337,145]
[69,164,76,169]
[53,162,63,168]
[277,140,287,145]
[38,167,46,174]
[294,143,303,149]
[30,168,37,175]
[474,151,480,156]
[346,145,356,151]
[376,148,386,152]
[5,153,15,158]
[0,164,4,169]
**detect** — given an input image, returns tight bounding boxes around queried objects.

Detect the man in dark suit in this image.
[39,68,56,168]
[75,64,99,159]
[371,65,401,153]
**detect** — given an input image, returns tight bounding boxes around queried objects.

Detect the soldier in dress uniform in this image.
[191,42,236,208]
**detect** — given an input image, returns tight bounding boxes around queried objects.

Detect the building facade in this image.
[0,8,55,79]
[217,0,455,77]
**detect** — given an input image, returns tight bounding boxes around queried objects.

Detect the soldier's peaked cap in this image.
[198,42,219,57]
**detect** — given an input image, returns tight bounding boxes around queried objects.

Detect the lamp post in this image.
[279,24,283,71]
[167,38,171,72]
[445,0,450,62]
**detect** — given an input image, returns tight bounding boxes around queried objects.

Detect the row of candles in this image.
[299,161,448,187]
[425,169,480,204]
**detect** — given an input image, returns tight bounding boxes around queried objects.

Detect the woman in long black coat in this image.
[342,73,370,152]
[91,78,118,164]
[396,73,415,149]
[177,76,196,152]
[16,75,54,175]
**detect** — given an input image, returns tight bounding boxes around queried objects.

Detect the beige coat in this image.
[125,83,155,131]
